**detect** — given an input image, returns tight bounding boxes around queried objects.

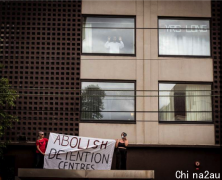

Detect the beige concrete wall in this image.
[80,0,215,145]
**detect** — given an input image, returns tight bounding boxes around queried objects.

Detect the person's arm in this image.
[119,41,124,49]
[37,145,45,155]
[115,139,119,148]
[44,138,49,155]
[118,37,124,49]
[36,141,45,155]
[124,138,129,146]
[104,41,110,49]
[44,138,49,152]
[104,37,111,49]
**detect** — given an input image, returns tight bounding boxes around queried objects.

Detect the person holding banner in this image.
[115,132,128,170]
[44,133,116,170]
[35,131,48,168]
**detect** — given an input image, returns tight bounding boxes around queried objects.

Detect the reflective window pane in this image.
[82,16,135,55]
[159,19,210,56]
[159,83,212,122]
[81,82,135,121]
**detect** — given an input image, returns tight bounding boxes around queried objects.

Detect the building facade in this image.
[0,0,221,180]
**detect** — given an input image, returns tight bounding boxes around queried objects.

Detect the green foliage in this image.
[81,84,105,120]
[0,64,19,157]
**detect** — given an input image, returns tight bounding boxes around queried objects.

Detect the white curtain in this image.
[185,85,212,121]
[159,30,210,56]
[160,91,175,121]
[82,24,92,53]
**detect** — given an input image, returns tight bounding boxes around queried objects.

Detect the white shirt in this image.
[104,41,124,53]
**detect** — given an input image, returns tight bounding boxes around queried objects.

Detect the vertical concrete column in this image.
[144,0,159,144]
[135,0,145,144]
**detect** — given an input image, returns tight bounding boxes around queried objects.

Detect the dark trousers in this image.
[35,153,44,168]
[116,148,127,170]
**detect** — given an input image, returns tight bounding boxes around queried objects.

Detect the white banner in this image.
[43,133,116,170]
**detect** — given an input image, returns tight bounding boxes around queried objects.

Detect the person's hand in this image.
[108,36,111,41]
[119,37,122,41]
[42,153,45,155]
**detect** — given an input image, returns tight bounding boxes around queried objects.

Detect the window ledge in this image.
[18,169,155,179]
[81,53,136,57]
[159,121,214,124]
[80,120,136,124]
[158,55,212,58]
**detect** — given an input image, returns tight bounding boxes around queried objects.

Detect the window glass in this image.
[82,16,135,55]
[81,82,135,121]
[159,19,210,56]
[159,83,212,122]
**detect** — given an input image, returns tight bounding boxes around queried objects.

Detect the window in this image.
[158,18,211,56]
[81,81,135,122]
[159,83,212,122]
[82,16,135,55]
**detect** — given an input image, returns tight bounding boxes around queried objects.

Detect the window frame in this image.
[158,81,214,124]
[81,14,136,57]
[158,16,212,58]
[80,79,137,124]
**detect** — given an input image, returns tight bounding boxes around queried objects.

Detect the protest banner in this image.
[43,132,116,170]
